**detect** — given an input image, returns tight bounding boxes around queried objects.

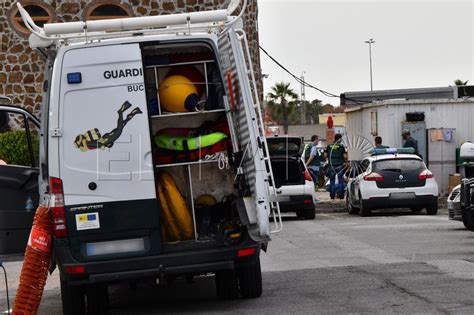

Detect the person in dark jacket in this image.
[325,133,348,199]
[402,129,418,155]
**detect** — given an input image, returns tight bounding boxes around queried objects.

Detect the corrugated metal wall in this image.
[346,100,474,195]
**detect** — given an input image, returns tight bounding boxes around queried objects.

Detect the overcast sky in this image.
[258,0,473,106]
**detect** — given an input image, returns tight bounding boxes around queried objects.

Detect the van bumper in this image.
[55,237,260,286]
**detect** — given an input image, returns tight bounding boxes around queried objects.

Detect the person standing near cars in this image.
[402,129,419,155]
[374,136,389,149]
[325,133,348,200]
[305,135,321,189]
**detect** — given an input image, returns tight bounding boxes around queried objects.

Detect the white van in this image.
[16,2,281,313]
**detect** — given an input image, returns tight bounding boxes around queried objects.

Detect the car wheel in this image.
[86,283,109,314]
[359,198,371,217]
[411,207,423,213]
[238,258,262,298]
[304,207,316,220]
[462,208,474,231]
[60,279,86,315]
[346,194,359,215]
[215,270,239,300]
[426,202,438,215]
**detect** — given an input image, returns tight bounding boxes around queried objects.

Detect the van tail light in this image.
[304,170,313,182]
[419,170,434,180]
[363,172,384,181]
[65,265,85,274]
[50,177,68,238]
[237,247,257,258]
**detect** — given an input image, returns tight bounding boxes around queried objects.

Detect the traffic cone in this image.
[13,199,52,315]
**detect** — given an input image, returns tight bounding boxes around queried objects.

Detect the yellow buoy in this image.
[159,75,199,112]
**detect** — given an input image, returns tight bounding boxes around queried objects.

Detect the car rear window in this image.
[373,158,425,172]
[267,140,301,155]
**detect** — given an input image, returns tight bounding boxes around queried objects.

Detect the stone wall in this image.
[0,0,262,118]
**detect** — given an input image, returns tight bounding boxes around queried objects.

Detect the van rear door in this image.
[58,43,160,261]
[218,28,275,241]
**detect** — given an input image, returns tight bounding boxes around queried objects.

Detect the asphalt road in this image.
[2,207,474,314]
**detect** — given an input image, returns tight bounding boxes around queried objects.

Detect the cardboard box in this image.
[448,173,461,194]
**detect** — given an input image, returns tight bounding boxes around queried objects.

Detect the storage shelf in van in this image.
[145,59,215,69]
[151,108,226,119]
[155,157,224,168]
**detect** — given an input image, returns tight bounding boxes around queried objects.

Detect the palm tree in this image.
[266,82,298,134]
[454,79,469,86]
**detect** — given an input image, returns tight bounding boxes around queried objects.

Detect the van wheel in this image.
[359,199,371,217]
[60,279,85,315]
[238,258,262,298]
[426,202,438,215]
[215,270,239,300]
[86,283,109,314]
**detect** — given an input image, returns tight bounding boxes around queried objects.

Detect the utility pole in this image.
[300,72,306,124]
[364,38,375,91]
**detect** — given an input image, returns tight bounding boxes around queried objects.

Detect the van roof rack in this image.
[17,0,246,49]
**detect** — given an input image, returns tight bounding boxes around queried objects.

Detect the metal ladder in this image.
[235,30,283,234]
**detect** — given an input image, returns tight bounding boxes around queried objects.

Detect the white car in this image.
[267,136,316,219]
[346,150,438,216]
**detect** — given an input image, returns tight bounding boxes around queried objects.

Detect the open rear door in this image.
[218,28,281,241]
[58,43,160,260]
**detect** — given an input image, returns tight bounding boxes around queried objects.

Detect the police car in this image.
[346,148,438,216]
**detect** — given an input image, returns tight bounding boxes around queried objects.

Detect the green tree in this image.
[266,82,298,134]
[292,99,324,124]
[454,79,469,86]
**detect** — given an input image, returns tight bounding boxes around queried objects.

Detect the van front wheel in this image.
[238,258,262,298]
[60,279,85,315]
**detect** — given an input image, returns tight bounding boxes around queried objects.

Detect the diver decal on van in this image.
[73,101,142,152]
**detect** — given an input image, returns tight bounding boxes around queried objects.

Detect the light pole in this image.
[365,38,375,91]
[300,71,306,125]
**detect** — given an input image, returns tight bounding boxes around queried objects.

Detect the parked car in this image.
[448,184,462,221]
[267,136,316,220]
[0,104,40,255]
[346,149,438,216]
[449,182,474,231]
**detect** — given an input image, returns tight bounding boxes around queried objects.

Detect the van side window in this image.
[0,110,39,167]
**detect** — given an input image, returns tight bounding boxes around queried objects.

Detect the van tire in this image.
[215,270,239,300]
[86,283,109,314]
[60,279,85,315]
[238,258,262,298]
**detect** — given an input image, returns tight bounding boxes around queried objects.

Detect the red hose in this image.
[13,205,52,315]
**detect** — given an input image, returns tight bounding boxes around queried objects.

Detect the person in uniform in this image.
[325,133,348,199]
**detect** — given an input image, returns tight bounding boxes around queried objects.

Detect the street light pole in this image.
[365,38,375,91]
[300,71,306,125]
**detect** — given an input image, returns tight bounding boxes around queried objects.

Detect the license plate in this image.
[86,238,145,256]
[389,192,415,200]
